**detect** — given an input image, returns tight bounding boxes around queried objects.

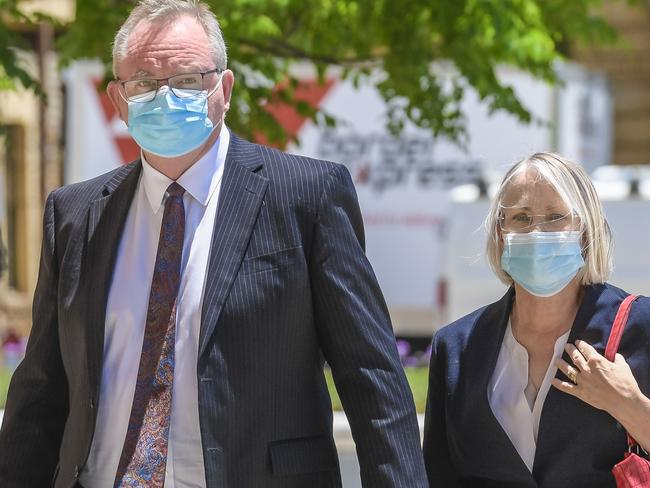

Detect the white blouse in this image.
[487,321,570,472]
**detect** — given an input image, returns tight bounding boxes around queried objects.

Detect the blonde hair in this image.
[112,0,227,77]
[485,152,613,286]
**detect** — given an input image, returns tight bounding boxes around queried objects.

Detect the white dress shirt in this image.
[487,321,570,472]
[80,127,230,488]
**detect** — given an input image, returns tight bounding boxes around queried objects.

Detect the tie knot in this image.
[166,182,185,198]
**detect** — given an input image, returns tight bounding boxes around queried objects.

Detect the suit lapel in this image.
[198,136,269,357]
[84,162,142,402]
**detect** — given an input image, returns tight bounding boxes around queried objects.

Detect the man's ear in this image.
[107,81,129,124]
[221,69,235,113]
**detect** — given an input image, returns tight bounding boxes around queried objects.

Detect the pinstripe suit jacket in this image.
[0,135,427,488]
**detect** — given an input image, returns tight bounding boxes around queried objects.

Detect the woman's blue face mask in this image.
[501,230,585,297]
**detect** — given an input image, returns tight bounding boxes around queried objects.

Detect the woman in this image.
[423,153,650,487]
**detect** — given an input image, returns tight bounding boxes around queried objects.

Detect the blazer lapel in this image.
[533,283,609,472]
[461,288,538,485]
[84,162,142,403]
[198,136,269,358]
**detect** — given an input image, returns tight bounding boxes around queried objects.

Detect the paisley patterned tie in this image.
[114,182,185,487]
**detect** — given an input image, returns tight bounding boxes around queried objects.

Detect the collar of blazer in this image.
[451,283,610,483]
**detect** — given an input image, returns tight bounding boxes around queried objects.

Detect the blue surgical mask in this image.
[501,230,585,297]
[127,86,215,158]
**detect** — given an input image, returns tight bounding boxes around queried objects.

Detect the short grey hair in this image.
[112,0,227,77]
[485,152,613,287]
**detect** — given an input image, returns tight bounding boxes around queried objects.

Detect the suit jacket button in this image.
[73,465,80,478]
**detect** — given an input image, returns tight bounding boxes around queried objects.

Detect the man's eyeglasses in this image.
[117,68,224,103]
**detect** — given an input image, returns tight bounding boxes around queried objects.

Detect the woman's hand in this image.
[553,340,642,412]
[553,339,650,453]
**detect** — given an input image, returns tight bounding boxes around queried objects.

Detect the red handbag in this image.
[606,295,650,488]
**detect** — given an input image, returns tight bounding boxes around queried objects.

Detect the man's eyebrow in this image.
[176,63,210,73]
[133,69,153,78]
[131,65,208,79]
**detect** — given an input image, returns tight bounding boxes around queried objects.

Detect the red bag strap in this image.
[605,294,637,362]
[605,294,642,451]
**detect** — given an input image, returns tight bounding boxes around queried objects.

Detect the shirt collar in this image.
[140,126,230,213]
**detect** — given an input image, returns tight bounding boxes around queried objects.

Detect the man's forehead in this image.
[125,47,208,69]
[118,15,212,77]
[130,13,208,43]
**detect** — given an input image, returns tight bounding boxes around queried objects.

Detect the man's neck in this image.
[143,124,221,180]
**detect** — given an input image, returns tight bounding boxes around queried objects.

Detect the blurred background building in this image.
[575,2,650,165]
[0,0,72,337]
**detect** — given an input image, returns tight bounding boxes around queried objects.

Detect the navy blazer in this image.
[0,135,427,488]
[423,283,650,488]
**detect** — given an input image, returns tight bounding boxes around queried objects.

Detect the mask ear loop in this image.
[496,205,507,271]
[564,213,587,285]
[198,75,221,111]
[114,80,132,104]
[204,71,224,99]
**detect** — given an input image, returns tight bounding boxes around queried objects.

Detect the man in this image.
[0,1,427,487]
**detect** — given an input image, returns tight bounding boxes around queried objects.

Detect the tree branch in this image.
[233,36,381,67]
